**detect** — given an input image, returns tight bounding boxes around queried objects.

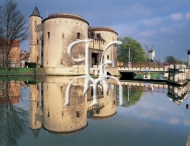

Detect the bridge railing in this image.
[116,62,185,69]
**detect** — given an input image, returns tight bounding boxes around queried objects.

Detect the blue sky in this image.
[14,0,190,62]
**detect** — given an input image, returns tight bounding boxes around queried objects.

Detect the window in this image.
[41,99,43,107]
[76,111,80,117]
[62,32,64,38]
[48,32,50,38]
[37,56,39,63]
[37,39,38,44]
[41,40,44,47]
[107,55,109,60]
[77,32,80,39]
[48,111,50,117]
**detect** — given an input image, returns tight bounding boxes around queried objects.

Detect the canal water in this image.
[0,76,190,146]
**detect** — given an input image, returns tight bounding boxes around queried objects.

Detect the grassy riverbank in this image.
[135,72,162,79]
[0,67,45,76]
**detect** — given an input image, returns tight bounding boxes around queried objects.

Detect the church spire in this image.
[30,5,42,18]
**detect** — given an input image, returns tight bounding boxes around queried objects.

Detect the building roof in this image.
[31,128,41,138]
[20,50,30,60]
[0,39,20,47]
[89,26,118,35]
[30,6,42,18]
[42,13,89,25]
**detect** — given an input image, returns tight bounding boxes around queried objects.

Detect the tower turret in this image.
[29,6,43,67]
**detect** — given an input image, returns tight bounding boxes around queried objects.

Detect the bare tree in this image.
[0,0,28,71]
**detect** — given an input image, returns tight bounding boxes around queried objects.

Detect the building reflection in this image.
[29,78,190,137]
[86,84,116,119]
[167,84,188,105]
[29,76,117,137]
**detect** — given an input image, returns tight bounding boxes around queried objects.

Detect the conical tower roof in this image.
[31,128,41,138]
[30,6,42,18]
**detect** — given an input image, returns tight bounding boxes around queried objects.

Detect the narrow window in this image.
[37,84,39,90]
[41,40,44,47]
[48,32,50,38]
[76,111,80,117]
[37,39,38,44]
[62,32,64,38]
[41,99,43,107]
[48,111,50,117]
[114,100,116,105]
[107,55,109,60]
[37,56,39,63]
[77,32,80,39]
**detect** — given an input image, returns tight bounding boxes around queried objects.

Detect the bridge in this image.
[103,62,188,85]
[118,80,189,106]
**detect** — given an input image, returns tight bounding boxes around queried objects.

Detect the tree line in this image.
[117,36,187,65]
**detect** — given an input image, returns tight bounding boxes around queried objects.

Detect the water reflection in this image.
[29,78,190,137]
[121,81,189,108]
[1,77,190,145]
[0,81,28,146]
[29,76,117,136]
[167,84,188,105]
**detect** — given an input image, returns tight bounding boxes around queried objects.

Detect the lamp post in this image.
[128,48,131,68]
[187,50,190,67]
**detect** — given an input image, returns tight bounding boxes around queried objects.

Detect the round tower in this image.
[29,6,43,66]
[43,76,87,134]
[29,83,42,138]
[43,13,89,75]
[88,26,118,67]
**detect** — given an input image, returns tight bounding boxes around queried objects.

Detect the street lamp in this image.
[187,50,190,67]
[128,48,131,68]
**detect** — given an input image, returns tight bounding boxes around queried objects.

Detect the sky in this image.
[11,0,190,62]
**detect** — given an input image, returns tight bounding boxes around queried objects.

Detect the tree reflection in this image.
[118,86,144,107]
[0,81,28,146]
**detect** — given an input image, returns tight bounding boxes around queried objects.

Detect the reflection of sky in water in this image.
[20,86,30,111]
[15,86,190,146]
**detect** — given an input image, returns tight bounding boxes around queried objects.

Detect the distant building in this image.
[0,39,20,68]
[30,6,118,75]
[20,50,30,68]
[0,81,20,104]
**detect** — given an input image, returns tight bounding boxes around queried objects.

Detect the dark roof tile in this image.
[30,6,42,18]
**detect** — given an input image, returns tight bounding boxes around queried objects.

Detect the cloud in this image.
[140,111,159,120]
[137,30,157,37]
[167,117,181,125]
[183,119,190,126]
[170,13,184,21]
[141,17,162,26]
[185,12,190,19]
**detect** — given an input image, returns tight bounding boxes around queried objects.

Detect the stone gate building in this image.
[30,6,118,75]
